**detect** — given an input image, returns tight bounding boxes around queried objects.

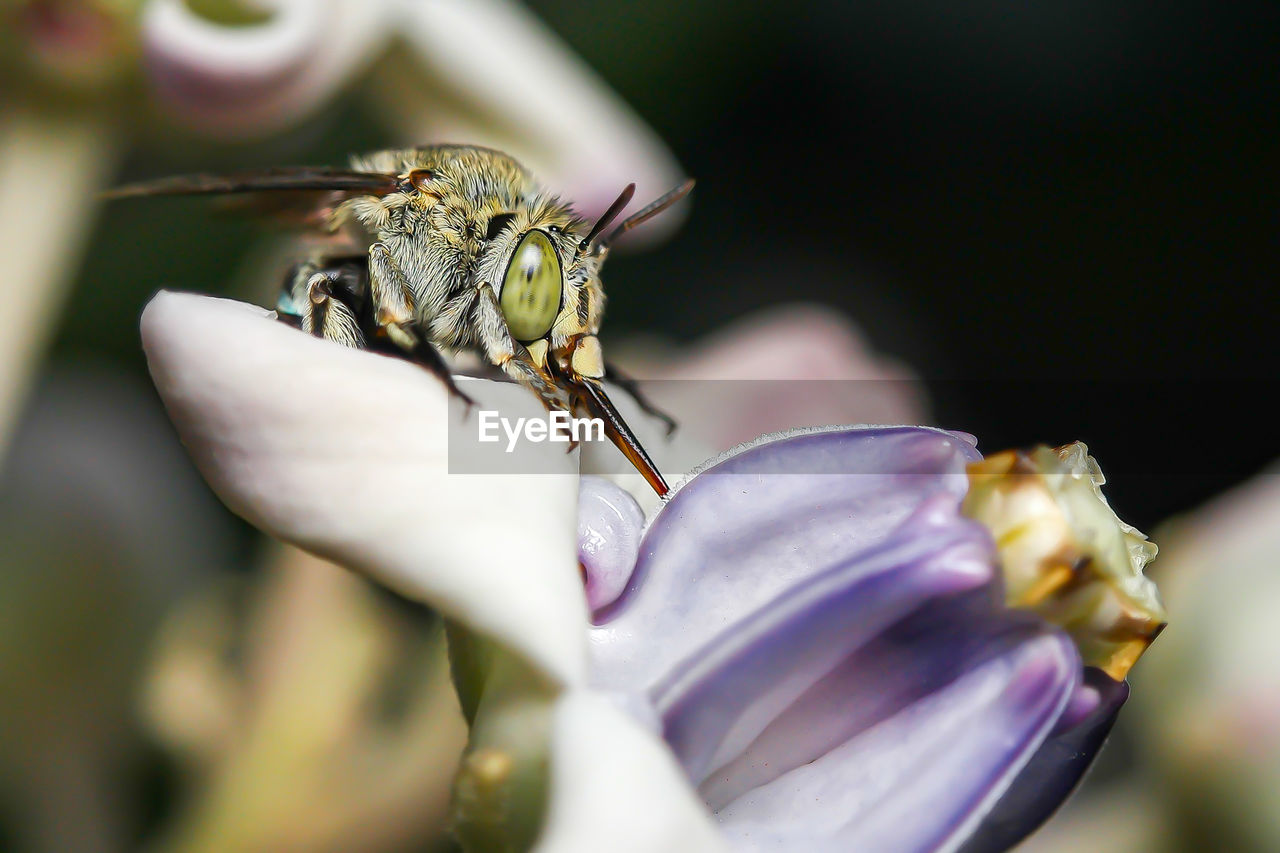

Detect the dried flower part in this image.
[584,426,1098,851]
[964,442,1166,679]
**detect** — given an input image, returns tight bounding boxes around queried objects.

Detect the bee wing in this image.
[102,167,401,229]
[102,167,399,199]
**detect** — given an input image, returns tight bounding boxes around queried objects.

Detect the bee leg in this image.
[368,243,418,329]
[382,320,475,409]
[279,256,368,347]
[281,261,371,348]
[603,359,678,436]
[367,243,473,408]
[474,283,566,411]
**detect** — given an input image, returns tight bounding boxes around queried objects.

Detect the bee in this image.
[107,145,693,496]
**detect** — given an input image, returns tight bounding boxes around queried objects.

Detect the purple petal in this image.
[715,630,1079,852]
[655,495,995,787]
[589,427,982,694]
[956,668,1129,853]
[578,477,645,616]
[694,592,1019,810]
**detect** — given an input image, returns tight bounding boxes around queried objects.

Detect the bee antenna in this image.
[578,183,635,256]
[605,179,695,245]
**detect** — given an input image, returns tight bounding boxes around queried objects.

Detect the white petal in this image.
[141,292,586,684]
[535,691,728,853]
[1134,462,1280,833]
[383,0,686,241]
[143,0,392,136]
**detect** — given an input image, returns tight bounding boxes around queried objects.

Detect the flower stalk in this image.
[447,627,555,853]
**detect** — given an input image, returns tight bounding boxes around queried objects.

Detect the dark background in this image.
[55,0,1280,531]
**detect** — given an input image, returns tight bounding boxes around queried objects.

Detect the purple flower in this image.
[141,294,1160,851]
[578,428,1141,851]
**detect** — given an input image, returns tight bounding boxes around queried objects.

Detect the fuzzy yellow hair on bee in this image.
[105,144,694,496]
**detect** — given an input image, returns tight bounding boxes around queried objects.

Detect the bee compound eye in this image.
[500,230,563,342]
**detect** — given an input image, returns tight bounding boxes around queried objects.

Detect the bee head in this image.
[479,179,692,349]
[479,197,606,348]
